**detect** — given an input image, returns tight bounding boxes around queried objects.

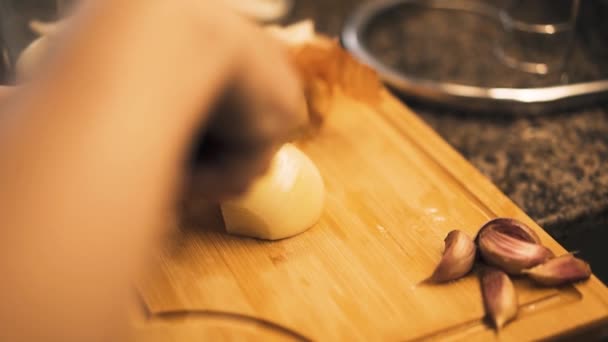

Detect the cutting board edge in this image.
[374,90,608,336]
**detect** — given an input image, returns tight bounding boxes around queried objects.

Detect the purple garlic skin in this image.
[479,218,541,244]
[430,230,476,283]
[481,267,518,330]
[477,218,554,275]
[523,254,592,286]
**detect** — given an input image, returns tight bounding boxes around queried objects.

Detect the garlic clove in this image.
[430,230,476,283]
[523,254,592,286]
[477,221,554,275]
[481,268,518,330]
[478,218,541,244]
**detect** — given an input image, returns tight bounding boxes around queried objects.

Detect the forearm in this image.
[0,1,234,340]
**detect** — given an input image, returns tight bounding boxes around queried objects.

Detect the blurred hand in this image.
[0,1,306,340]
[187,12,307,200]
[17,1,307,201]
[0,85,12,101]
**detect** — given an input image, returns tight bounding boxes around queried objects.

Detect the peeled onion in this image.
[220,143,324,240]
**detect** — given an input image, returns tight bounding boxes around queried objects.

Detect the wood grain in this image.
[133,90,608,341]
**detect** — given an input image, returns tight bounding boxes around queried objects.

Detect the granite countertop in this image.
[415,104,608,235]
[285,0,608,281]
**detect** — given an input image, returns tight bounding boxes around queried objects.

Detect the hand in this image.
[0,85,13,101]
[15,1,307,201]
[0,1,306,340]
[187,12,307,200]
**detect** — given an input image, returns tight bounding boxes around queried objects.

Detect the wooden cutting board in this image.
[131,89,608,341]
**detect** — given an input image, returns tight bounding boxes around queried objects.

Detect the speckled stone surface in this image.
[413,103,608,236]
[285,0,608,280]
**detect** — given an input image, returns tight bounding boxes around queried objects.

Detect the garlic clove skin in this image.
[477,219,554,275]
[221,144,324,240]
[478,228,554,274]
[523,254,592,286]
[430,230,476,283]
[478,217,541,244]
[481,268,518,330]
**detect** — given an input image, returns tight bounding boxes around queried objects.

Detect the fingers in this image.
[188,18,306,201]
[208,26,307,145]
[189,143,276,201]
[240,30,308,140]
[0,86,14,100]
